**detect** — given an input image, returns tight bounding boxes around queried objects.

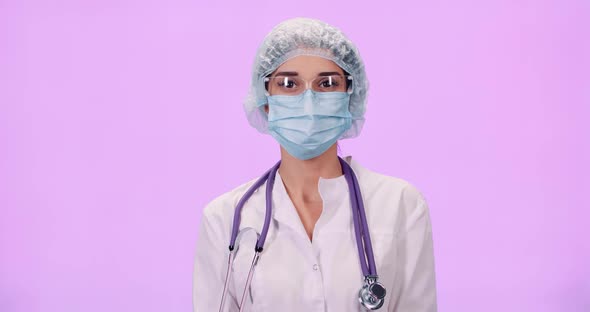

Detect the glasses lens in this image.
[266,76,304,95]
[311,75,351,93]
[265,75,353,95]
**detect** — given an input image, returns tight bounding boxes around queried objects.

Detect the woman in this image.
[193,17,437,311]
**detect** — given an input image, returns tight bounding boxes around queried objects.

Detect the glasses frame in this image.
[263,74,353,96]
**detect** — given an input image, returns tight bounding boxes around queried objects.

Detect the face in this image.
[263,55,346,113]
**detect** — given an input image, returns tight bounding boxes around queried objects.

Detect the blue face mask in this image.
[266,89,352,160]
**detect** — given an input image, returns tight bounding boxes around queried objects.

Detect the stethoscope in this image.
[218,156,386,311]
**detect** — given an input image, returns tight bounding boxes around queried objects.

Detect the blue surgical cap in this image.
[244,17,369,139]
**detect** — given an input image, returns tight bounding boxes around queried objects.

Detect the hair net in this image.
[244,17,369,139]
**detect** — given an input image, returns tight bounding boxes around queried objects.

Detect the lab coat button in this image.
[313,264,319,271]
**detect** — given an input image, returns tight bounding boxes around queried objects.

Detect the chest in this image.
[291,199,323,241]
[230,205,399,311]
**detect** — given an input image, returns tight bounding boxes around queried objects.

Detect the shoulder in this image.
[352,158,426,204]
[201,176,261,227]
[350,157,430,229]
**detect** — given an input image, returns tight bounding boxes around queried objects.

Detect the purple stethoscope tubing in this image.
[219,157,379,311]
[228,160,281,252]
[228,156,376,276]
[339,157,377,277]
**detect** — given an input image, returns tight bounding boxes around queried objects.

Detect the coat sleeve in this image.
[389,185,438,311]
[192,204,239,312]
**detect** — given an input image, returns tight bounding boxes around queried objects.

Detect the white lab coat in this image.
[193,156,437,312]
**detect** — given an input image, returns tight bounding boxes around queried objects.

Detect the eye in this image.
[277,77,297,89]
[320,79,338,88]
[317,76,341,89]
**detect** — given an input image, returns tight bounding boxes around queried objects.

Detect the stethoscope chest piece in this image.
[358,276,386,310]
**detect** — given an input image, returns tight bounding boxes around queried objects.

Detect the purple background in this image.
[1,0,588,311]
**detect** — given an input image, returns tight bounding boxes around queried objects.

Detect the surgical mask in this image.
[266,89,352,160]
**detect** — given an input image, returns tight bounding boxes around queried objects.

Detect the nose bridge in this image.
[302,89,315,115]
[302,76,317,92]
[305,79,313,91]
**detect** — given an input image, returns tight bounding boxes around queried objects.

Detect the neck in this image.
[278,144,343,203]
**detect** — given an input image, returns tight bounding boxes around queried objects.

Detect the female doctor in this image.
[193,17,437,312]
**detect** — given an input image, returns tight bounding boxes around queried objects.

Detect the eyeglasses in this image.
[264,74,353,96]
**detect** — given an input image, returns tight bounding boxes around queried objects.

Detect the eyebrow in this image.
[272,71,343,77]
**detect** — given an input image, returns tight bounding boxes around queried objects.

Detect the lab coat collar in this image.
[255,155,358,235]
